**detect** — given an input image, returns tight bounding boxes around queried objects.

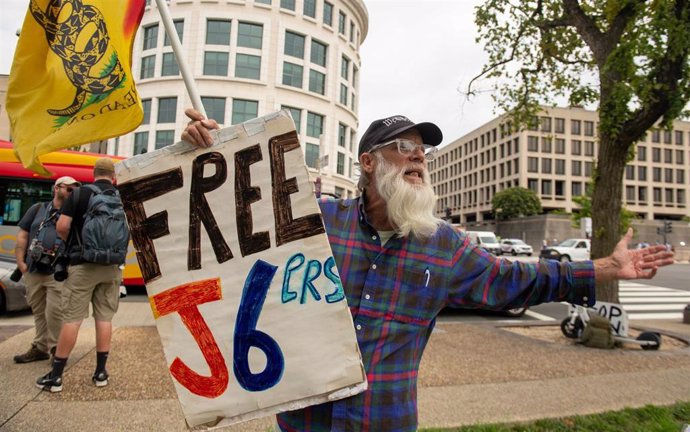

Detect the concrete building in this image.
[107,0,367,199]
[430,106,690,223]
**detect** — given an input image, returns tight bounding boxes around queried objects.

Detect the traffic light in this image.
[664,221,672,234]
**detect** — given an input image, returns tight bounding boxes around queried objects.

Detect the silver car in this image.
[500,239,534,256]
[0,256,29,313]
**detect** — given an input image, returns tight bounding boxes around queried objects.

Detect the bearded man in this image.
[182,111,674,432]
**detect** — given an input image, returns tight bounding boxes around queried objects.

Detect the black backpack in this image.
[71,184,129,265]
[27,203,64,274]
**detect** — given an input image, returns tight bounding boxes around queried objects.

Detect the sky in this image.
[0,0,496,146]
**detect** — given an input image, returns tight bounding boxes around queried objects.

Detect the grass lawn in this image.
[421,401,690,432]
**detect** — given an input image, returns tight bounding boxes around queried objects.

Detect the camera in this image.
[53,255,70,282]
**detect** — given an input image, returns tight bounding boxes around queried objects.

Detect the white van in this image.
[465,231,501,255]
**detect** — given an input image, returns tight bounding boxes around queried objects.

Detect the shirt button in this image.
[372,235,377,240]
[371,264,377,270]
[356,324,362,330]
[583,296,588,302]
[365,294,371,300]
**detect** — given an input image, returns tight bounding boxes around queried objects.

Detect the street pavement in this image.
[1,294,689,431]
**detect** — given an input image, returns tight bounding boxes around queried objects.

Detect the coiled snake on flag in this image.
[30,0,125,117]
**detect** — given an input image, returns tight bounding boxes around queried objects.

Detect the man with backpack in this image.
[37,158,129,392]
[13,176,80,364]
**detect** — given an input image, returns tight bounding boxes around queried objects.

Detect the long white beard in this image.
[374,154,443,239]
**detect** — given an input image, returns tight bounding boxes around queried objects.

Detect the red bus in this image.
[0,139,144,288]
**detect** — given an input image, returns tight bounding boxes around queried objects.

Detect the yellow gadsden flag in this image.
[7,0,146,176]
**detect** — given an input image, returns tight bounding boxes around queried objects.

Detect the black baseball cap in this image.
[358,115,443,157]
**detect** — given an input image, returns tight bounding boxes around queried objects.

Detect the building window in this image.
[284,31,305,58]
[653,167,661,182]
[206,19,231,45]
[338,11,346,34]
[675,130,684,145]
[142,99,151,124]
[238,22,263,49]
[584,120,594,136]
[255,0,271,4]
[665,168,673,183]
[282,105,301,133]
[309,69,325,95]
[157,97,177,123]
[572,160,581,176]
[555,117,565,134]
[349,21,355,43]
[571,119,581,135]
[203,51,229,75]
[584,161,593,176]
[303,0,316,18]
[626,186,635,202]
[637,146,646,161]
[305,143,319,168]
[584,141,595,156]
[541,137,552,153]
[528,178,538,193]
[161,52,179,76]
[134,132,149,155]
[572,182,582,197]
[155,130,175,149]
[335,186,345,198]
[571,139,581,155]
[540,116,551,132]
[201,97,226,124]
[527,157,538,173]
[282,62,303,87]
[638,166,647,181]
[339,84,348,105]
[341,55,350,80]
[527,136,538,151]
[338,123,346,147]
[235,54,261,79]
[653,187,662,203]
[676,169,685,184]
[663,130,672,144]
[163,20,184,46]
[307,112,324,138]
[664,149,673,163]
[232,99,258,124]
[678,189,686,205]
[311,40,328,67]
[280,0,295,10]
[337,152,345,175]
[652,129,661,143]
[140,55,155,79]
[542,158,552,174]
[676,150,684,164]
[652,147,661,162]
[555,138,565,154]
[555,180,565,197]
[323,1,333,26]
[541,180,552,195]
[625,165,634,180]
[638,186,647,202]
[555,159,565,175]
[665,188,674,203]
[143,24,158,50]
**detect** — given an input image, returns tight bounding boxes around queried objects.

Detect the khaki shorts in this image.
[62,263,122,323]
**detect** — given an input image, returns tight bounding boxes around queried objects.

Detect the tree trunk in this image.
[591,131,627,303]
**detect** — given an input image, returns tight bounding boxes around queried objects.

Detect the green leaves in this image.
[491,187,542,220]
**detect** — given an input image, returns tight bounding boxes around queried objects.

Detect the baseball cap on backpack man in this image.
[358,115,443,157]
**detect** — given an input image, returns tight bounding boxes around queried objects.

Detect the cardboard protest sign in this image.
[115,110,366,428]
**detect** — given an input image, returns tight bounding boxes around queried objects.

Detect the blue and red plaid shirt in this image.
[277,196,595,432]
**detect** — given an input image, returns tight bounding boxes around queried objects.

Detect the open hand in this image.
[597,228,675,281]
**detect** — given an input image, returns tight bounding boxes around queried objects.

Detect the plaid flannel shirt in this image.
[277,196,595,432]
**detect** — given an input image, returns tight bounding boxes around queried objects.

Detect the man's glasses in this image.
[368,138,438,161]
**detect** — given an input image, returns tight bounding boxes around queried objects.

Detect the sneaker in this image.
[92,371,109,388]
[14,346,50,364]
[36,372,63,393]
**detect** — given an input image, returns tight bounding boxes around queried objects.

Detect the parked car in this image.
[0,256,29,313]
[539,238,591,262]
[500,239,533,256]
[466,231,502,255]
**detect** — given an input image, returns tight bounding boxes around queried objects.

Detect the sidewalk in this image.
[1,300,689,432]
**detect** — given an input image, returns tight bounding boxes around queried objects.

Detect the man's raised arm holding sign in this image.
[183,108,674,432]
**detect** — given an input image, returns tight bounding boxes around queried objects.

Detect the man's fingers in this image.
[184,108,205,122]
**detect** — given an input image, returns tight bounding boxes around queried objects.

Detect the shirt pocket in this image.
[392,268,445,324]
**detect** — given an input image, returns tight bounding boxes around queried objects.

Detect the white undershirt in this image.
[377,230,396,246]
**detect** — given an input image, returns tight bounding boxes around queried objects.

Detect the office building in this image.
[430,106,689,223]
[108,0,367,198]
